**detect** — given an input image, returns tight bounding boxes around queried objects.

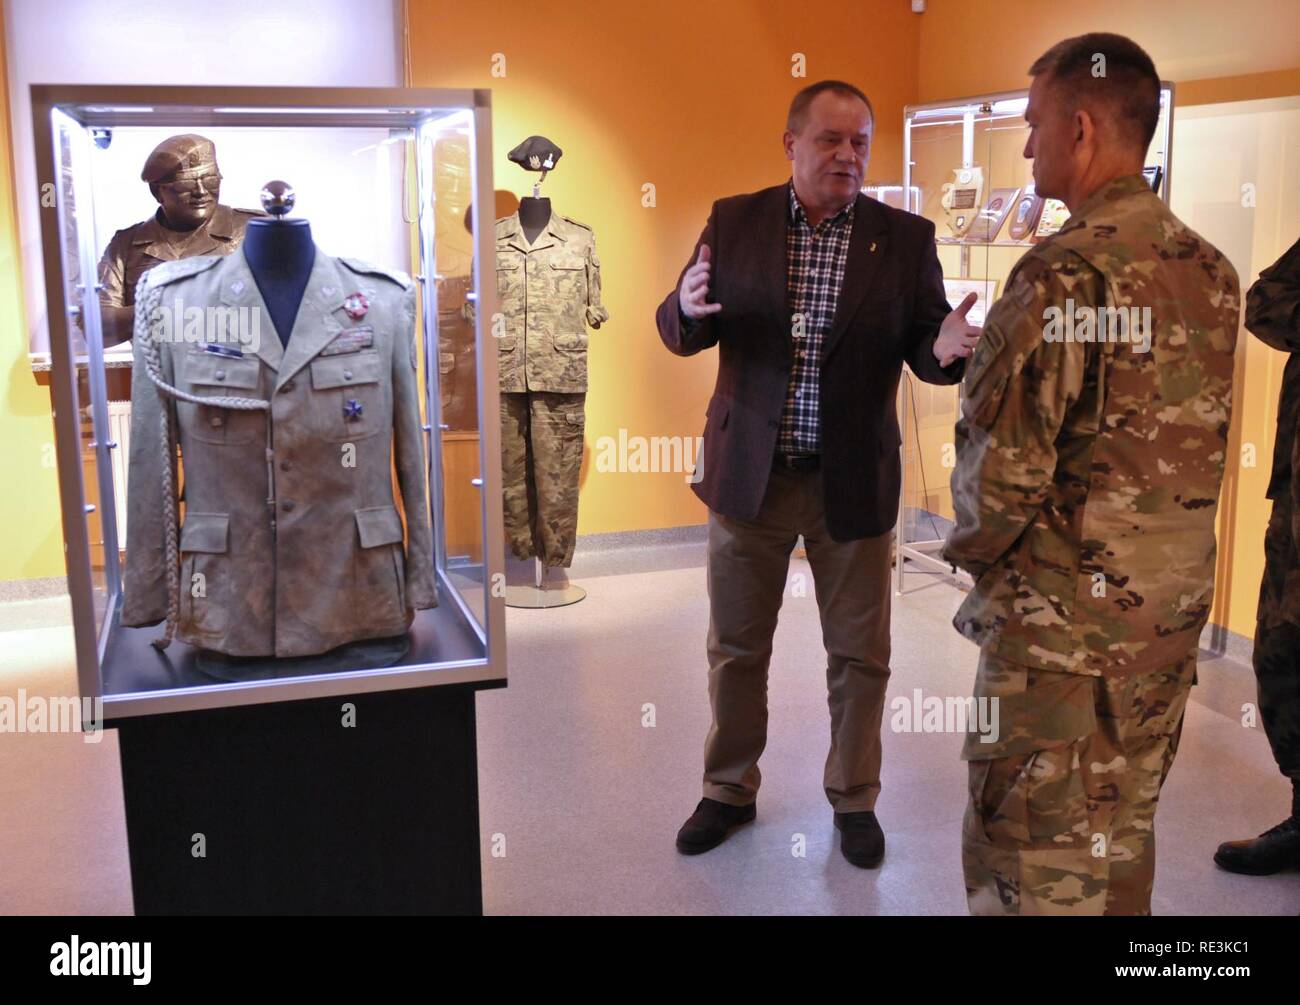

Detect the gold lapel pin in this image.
[869,241,877,253]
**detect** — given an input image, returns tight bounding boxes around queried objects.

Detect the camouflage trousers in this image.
[962,648,1196,915]
[1253,494,1300,794]
[500,391,585,567]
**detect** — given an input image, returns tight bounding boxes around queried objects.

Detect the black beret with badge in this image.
[508,136,563,173]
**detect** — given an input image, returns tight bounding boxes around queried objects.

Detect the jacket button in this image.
[343,370,353,381]
[282,500,295,512]
[210,415,224,428]
[280,459,292,472]
[214,369,226,381]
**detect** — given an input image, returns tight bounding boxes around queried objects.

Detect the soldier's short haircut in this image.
[787,80,875,135]
[1028,33,1161,150]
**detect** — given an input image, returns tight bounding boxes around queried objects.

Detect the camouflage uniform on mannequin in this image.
[495,137,609,572]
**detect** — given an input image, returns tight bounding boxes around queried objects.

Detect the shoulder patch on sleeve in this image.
[145,255,223,287]
[339,256,413,291]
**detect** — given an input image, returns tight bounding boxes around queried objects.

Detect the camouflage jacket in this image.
[495,211,609,393]
[943,173,1240,675]
[121,249,437,658]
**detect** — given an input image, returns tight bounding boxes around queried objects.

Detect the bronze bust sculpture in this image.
[96,133,260,344]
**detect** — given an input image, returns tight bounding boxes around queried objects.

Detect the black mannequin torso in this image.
[243,217,316,346]
[518,196,551,244]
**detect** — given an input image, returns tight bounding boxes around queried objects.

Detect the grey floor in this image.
[2,542,1299,915]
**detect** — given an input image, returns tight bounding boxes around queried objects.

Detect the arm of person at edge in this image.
[1245,236,1300,353]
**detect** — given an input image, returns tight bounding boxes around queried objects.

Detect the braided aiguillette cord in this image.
[134,276,270,649]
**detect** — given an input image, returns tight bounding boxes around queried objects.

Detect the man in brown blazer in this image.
[656,79,981,867]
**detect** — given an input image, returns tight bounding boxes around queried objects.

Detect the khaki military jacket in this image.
[98,204,260,309]
[495,211,609,393]
[121,247,437,658]
[944,174,1240,676]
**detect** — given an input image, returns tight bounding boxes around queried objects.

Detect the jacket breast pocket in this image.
[180,351,265,446]
[178,511,229,638]
[496,258,522,318]
[354,505,407,618]
[309,350,385,442]
[549,258,587,303]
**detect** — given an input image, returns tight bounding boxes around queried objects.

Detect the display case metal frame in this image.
[894,82,1175,595]
[32,84,506,721]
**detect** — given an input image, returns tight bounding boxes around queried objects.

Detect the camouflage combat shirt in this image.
[943,173,1241,676]
[495,211,609,393]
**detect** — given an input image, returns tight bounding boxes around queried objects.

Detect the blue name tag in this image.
[202,343,244,358]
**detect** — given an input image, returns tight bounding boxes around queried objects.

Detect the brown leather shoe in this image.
[675,798,756,855]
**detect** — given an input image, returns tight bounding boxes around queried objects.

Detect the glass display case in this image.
[894,83,1175,593]
[32,85,505,720]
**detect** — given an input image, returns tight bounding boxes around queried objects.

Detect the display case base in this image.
[116,683,487,915]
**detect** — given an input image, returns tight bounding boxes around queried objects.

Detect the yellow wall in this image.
[407,0,922,536]
[0,5,65,581]
[916,0,1300,103]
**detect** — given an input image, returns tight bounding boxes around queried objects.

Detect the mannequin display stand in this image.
[503,554,586,609]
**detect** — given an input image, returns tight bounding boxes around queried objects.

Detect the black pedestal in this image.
[116,684,486,915]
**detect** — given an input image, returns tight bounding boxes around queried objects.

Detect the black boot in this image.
[1214,815,1300,876]
[676,798,756,855]
[835,811,885,868]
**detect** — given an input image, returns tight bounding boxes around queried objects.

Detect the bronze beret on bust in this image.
[507,136,562,172]
[141,134,219,184]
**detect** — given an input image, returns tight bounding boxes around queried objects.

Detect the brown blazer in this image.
[656,183,964,541]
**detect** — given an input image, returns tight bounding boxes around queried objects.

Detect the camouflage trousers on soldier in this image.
[1253,495,1300,796]
[962,648,1197,915]
[500,391,585,567]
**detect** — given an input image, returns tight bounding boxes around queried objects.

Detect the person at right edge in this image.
[943,33,1241,915]
[1215,236,1300,876]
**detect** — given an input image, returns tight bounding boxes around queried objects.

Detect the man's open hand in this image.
[679,244,723,320]
[934,291,981,367]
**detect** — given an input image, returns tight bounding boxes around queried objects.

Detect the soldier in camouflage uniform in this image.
[943,34,1241,914]
[495,210,608,567]
[1215,236,1300,875]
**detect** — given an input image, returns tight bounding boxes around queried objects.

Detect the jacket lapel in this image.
[822,193,889,362]
[756,185,792,342]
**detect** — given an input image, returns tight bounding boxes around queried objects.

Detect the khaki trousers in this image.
[703,464,893,813]
[500,391,585,567]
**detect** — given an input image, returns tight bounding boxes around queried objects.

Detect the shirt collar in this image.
[788,181,855,228]
[1064,173,1153,225]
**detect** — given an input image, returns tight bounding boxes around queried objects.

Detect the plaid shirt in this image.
[779,182,855,455]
